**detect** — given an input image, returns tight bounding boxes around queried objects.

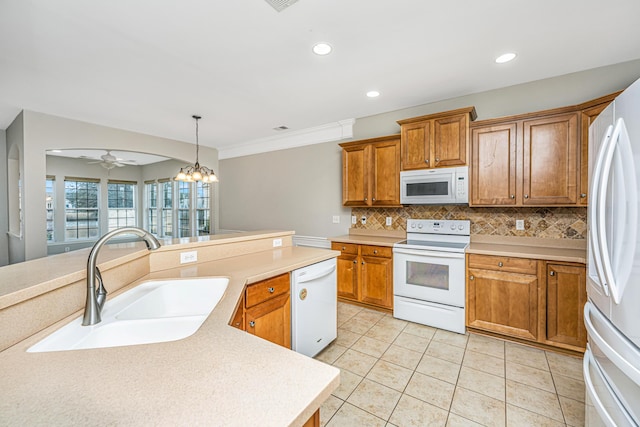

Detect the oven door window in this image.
[406,261,449,290]
[406,181,449,197]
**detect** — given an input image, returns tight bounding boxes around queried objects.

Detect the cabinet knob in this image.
[435,158,440,162]
[249,321,255,328]
[581,193,587,198]
[498,262,503,267]
[510,194,515,199]
[373,250,378,254]
[342,246,346,251]
[425,159,429,164]
[524,194,529,199]
[268,287,275,293]
[353,260,357,264]
[372,198,376,201]
[550,271,555,276]
[361,261,365,265]
[469,275,474,280]
[364,197,367,201]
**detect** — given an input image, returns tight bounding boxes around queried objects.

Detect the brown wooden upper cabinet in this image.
[340,135,401,207]
[470,111,580,207]
[397,107,477,170]
[470,94,617,207]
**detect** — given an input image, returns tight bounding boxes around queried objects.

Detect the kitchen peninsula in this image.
[0,231,340,426]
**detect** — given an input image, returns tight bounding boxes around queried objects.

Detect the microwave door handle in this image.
[597,119,623,304]
[589,124,613,297]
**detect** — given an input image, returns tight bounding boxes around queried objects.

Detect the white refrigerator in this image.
[585,77,640,426]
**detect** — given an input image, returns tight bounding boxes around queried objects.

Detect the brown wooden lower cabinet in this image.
[302,409,320,427]
[466,254,586,353]
[332,242,393,310]
[230,273,291,349]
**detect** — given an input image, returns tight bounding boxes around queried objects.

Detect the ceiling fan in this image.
[85,150,138,169]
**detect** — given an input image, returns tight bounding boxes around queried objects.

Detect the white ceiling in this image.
[2,0,640,152]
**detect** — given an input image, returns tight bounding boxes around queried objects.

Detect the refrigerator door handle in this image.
[584,303,640,386]
[589,124,614,296]
[597,118,637,304]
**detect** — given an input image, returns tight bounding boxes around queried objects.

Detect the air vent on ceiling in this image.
[273,125,289,131]
[264,0,299,12]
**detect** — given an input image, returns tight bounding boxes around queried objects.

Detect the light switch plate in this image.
[332,215,340,224]
[516,219,525,230]
[273,238,283,247]
[351,216,357,225]
[386,217,393,226]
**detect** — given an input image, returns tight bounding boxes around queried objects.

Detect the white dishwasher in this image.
[291,258,337,357]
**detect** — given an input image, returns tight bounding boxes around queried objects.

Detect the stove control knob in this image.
[458,225,464,230]
[450,224,456,230]
[417,224,423,229]
[411,223,416,229]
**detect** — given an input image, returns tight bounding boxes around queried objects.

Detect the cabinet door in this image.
[332,243,359,301]
[580,102,611,205]
[470,123,518,206]
[360,255,393,309]
[245,293,291,348]
[467,268,538,341]
[522,113,579,205]
[342,144,369,206]
[371,138,401,206]
[545,263,587,349]
[401,121,431,170]
[433,114,468,167]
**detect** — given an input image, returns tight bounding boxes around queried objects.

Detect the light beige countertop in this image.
[331,228,406,247]
[0,233,340,426]
[467,235,587,264]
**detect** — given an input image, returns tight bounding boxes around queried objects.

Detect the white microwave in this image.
[400,166,469,205]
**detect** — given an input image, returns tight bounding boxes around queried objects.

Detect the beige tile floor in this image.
[314,302,586,427]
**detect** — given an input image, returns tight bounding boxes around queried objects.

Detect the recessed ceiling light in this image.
[366,90,380,98]
[312,43,332,56]
[495,52,517,64]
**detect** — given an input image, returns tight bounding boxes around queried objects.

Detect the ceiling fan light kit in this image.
[175,115,219,183]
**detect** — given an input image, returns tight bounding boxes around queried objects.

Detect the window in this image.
[145,181,158,235]
[196,181,210,236]
[46,176,55,242]
[65,178,100,240]
[177,181,190,238]
[107,181,136,231]
[161,180,173,237]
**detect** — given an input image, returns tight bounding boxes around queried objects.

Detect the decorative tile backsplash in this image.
[351,206,587,239]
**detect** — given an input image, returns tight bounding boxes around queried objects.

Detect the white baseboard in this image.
[293,235,331,249]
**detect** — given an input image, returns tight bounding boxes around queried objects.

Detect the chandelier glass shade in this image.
[175,115,219,183]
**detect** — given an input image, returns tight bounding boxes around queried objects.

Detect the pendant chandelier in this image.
[175,115,218,183]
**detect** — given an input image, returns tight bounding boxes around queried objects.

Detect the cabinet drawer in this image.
[245,273,290,308]
[361,245,392,258]
[331,242,359,255]
[467,254,538,274]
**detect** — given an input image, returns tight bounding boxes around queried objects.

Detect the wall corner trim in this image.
[218,118,355,160]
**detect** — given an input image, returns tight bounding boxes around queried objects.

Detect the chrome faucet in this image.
[83,227,161,326]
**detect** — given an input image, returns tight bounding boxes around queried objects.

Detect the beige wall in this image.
[9,111,218,262]
[0,129,8,266]
[219,59,640,238]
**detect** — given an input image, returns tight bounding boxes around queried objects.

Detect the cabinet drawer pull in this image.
[550,271,555,276]
[469,275,474,280]
[249,321,255,328]
[510,194,515,199]
[268,287,275,293]
[498,262,503,267]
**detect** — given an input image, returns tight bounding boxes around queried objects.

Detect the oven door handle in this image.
[393,248,465,259]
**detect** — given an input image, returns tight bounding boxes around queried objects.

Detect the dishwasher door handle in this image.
[296,264,336,284]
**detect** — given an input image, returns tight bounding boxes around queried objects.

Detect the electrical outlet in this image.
[516,219,525,231]
[273,238,283,247]
[361,216,366,225]
[386,217,393,226]
[180,251,198,264]
[332,215,340,224]
[351,215,357,225]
